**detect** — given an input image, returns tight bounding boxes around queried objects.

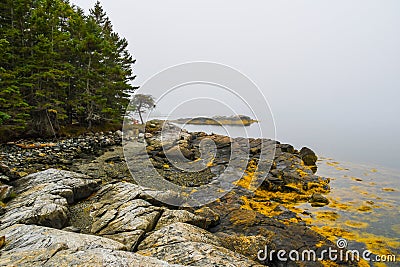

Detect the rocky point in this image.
[0,120,356,266]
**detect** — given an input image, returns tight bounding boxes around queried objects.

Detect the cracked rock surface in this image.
[0,224,182,267]
[0,169,99,230]
[89,182,163,251]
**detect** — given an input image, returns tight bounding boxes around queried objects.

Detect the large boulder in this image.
[0,190,70,230]
[309,193,330,207]
[299,147,318,166]
[262,147,328,192]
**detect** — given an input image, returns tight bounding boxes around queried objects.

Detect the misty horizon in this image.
[72,0,400,170]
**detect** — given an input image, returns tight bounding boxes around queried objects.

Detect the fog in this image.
[71,0,400,170]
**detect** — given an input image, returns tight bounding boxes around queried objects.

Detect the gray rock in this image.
[0,224,181,267]
[139,222,222,250]
[90,182,163,251]
[0,224,126,252]
[0,184,13,202]
[0,163,11,177]
[300,147,318,166]
[309,193,330,207]
[0,191,69,230]
[155,209,210,230]
[138,222,263,267]
[216,233,271,263]
[13,168,99,202]
[0,169,99,230]
[115,130,123,137]
[138,241,263,267]
[43,248,184,267]
[62,226,81,233]
[193,206,220,228]
[0,174,10,183]
[279,144,295,154]
[162,145,194,160]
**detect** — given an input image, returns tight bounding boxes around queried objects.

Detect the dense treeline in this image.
[0,0,136,139]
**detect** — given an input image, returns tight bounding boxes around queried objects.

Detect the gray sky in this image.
[71,0,400,169]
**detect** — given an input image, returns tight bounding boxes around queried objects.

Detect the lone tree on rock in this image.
[131,94,155,124]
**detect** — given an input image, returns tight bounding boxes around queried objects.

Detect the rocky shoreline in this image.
[0,121,356,266]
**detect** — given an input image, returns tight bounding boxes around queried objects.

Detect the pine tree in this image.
[0,0,31,128]
[0,0,137,137]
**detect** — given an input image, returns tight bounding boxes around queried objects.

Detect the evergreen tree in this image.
[0,0,137,136]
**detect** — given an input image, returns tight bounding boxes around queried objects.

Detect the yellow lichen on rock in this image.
[163,164,170,169]
[356,233,400,258]
[206,157,215,167]
[326,161,349,171]
[329,199,350,210]
[234,159,258,190]
[344,220,369,229]
[240,196,281,217]
[311,226,356,245]
[320,260,339,267]
[382,188,396,192]
[229,209,258,226]
[311,225,399,264]
[234,173,253,189]
[315,240,325,248]
[316,211,339,222]
[357,205,372,212]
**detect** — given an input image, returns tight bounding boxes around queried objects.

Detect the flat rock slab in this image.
[139,241,263,267]
[12,168,99,202]
[43,248,185,267]
[0,169,99,230]
[0,224,182,267]
[138,222,263,267]
[0,224,125,252]
[139,222,222,250]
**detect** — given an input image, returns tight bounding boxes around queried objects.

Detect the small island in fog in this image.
[173,115,258,126]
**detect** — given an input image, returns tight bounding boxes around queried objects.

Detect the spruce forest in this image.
[0,0,136,140]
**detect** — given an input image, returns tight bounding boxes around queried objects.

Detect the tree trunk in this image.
[31,109,59,138]
[137,103,144,124]
[138,109,144,124]
[86,54,93,129]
